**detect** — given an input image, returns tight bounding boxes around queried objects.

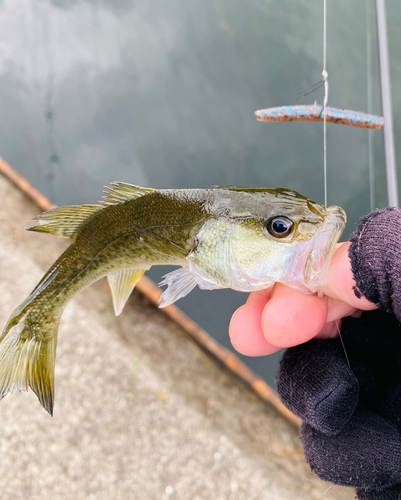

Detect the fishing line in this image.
[295,79,325,100]
[323,4,350,370]
[336,320,350,368]
[366,0,375,211]
[316,483,333,500]
[322,0,328,208]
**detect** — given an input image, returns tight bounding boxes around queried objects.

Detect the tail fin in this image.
[0,313,58,415]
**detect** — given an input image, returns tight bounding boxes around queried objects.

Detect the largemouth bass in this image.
[0,183,346,414]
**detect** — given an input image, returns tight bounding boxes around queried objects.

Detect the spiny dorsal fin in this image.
[27,204,101,239]
[107,268,148,316]
[101,182,155,207]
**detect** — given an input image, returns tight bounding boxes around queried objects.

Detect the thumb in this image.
[321,243,377,312]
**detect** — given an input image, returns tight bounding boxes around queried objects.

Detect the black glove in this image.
[276,309,401,500]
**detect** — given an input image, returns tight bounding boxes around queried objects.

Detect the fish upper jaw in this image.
[282,205,347,293]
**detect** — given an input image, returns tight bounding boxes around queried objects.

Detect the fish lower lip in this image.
[305,225,334,285]
[278,205,346,293]
[305,207,346,288]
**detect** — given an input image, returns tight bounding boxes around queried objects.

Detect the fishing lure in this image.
[255,104,384,130]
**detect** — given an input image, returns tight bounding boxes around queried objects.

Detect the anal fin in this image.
[159,268,197,308]
[107,268,148,316]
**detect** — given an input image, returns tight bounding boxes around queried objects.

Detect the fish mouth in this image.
[303,205,347,289]
[284,205,346,293]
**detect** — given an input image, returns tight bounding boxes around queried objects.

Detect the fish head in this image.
[188,187,346,293]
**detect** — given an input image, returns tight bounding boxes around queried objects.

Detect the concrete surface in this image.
[0,173,353,500]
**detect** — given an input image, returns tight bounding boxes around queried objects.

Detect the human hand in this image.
[276,310,401,499]
[229,209,401,500]
[229,242,378,356]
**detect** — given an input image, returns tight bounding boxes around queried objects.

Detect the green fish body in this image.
[0,183,346,414]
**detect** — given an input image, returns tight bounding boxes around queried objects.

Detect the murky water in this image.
[0,0,400,386]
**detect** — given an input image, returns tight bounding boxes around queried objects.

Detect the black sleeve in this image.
[349,208,401,321]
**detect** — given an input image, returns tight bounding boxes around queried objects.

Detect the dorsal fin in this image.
[101,182,155,206]
[27,204,101,239]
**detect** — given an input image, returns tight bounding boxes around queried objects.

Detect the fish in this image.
[0,183,346,415]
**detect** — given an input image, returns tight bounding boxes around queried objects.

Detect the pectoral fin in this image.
[107,268,148,316]
[159,268,198,308]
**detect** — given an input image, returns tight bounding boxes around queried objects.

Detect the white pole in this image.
[376,0,399,207]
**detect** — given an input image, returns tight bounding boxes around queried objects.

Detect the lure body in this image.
[255,104,384,130]
[0,183,346,414]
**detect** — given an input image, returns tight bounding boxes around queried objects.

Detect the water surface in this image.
[0,0,399,386]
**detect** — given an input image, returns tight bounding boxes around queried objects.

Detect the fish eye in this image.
[265,216,294,238]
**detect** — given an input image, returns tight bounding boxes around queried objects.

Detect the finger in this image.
[322,242,377,311]
[245,287,273,306]
[316,300,362,339]
[229,291,281,356]
[261,283,328,347]
[326,297,358,323]
[315,320,341,339]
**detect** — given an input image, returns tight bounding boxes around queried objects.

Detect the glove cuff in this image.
[349,208,401,321]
